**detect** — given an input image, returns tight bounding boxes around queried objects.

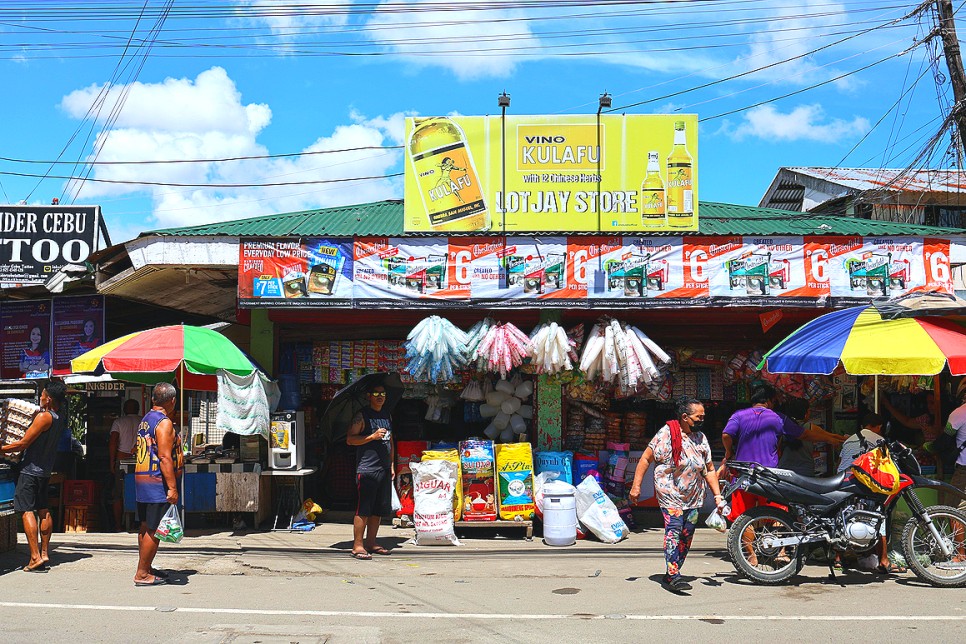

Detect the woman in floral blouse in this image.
[630,396,725,593]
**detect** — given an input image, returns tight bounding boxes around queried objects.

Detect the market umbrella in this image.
[874,289,966,320]
[321,373,404,443]
[758,305,966,411]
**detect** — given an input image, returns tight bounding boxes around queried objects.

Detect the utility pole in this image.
[937,0,966,152]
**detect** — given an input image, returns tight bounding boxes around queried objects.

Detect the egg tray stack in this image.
[564,406,586,451]
[583,415,607,451]
[623,411,648,450]
[604,412,623,445]
[1,398,41,463]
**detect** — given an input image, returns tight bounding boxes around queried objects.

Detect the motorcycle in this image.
[722,438,966,587]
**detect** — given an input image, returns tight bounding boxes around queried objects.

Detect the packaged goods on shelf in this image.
[495,442,536,520]
[535,451,574,485]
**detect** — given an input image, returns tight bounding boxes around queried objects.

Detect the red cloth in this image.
[667,419,683,466]
[727,489,787,522]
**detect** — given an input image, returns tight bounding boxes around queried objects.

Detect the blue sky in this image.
[0,0,957,244]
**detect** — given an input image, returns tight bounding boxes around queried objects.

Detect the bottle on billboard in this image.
[666,121,694,228]
[640,150,666,228]
[408,117,489,232]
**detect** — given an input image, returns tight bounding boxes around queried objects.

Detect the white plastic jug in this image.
[542,481,577,546]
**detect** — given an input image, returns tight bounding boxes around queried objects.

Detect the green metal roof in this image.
[146,199,966,238]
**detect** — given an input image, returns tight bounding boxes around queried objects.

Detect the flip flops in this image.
[134,576,168,587]
[368,546,391,556]
[351,551,372,560]
[22,564,48,573]
[875,563,906,575]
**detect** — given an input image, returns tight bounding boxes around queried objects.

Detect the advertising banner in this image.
[238,238,354,308]
[0,205,100,288]
[403,115,698,233]
[235,235,957,308]
[0,300,52,379]
[353,237,470,305]
[51,295,105,375]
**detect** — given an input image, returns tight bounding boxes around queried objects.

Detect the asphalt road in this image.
[0,524,964,643]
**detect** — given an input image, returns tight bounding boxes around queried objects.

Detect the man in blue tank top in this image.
[346,383,394,559]
[1,380,67,573]
[133,382,183,586]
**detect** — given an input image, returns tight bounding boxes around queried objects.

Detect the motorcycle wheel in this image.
[727,506,804,585]
[901,505,966,588]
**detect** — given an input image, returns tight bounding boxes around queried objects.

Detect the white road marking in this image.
[0,602,963,621]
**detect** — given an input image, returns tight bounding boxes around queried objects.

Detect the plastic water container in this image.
[542,481,577,546]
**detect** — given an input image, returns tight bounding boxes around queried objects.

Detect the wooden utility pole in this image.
[937,0,966,152]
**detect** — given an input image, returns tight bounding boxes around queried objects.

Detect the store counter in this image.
[121,461,271,526]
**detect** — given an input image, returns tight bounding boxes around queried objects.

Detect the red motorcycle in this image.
[723,438,966,587]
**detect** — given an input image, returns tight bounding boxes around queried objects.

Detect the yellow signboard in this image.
[403,114,698,233]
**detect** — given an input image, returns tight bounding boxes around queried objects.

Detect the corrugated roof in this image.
[147,199,966,238]
[784,167,966,194]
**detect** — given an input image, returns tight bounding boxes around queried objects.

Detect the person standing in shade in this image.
[346,383,394,560]
[629,396,725,593]
[1,380,67,572]
[134,383,183,586]
[109,399,141,531]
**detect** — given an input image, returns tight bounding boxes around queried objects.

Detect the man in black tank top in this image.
[346,383,394,559]
[1,380,67,573]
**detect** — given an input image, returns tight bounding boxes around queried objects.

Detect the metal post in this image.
[498,92,510,233]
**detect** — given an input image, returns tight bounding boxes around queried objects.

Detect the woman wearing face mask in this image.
[629,396,725,593]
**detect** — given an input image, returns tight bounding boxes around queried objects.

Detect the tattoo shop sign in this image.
[0,205,101,287]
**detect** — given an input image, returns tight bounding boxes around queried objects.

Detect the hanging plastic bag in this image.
[391,484,403,513]
[705,508,728,533]
[154,505,184,544]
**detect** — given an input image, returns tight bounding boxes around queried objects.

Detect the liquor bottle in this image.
[408,117,489,232]
[666,121,694,228]
[640,150,666,228]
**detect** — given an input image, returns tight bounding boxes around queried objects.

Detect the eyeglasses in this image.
[370,391,387,397]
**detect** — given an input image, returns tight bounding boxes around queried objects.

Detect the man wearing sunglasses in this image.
[346,384,394,559]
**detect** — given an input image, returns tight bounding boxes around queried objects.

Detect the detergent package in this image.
[535,450,574,485]
[411,459,461,546]
[422,448,463,520]
[495,442,536,520]
[459,440,498,521]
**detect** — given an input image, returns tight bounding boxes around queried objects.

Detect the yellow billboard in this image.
[403,114,698,233]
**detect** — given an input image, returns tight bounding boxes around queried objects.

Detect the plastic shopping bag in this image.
[391,484,403,513]
[154,505,184,544]
[705,508,728,533]
[574,476,628,543]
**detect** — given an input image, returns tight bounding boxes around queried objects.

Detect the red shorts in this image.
[727,489,786,522]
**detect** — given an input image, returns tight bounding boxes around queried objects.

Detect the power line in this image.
[0,170,404,188]
[0,145,403,166]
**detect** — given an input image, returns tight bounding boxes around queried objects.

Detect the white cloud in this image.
[233,0,353,37]
[59,67,406,241]
[364,0,540,80]
[727,103,870,143]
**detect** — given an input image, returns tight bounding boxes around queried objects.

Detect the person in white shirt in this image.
[109,399,141,531]
[837,413,885,473]
[941,380,966,510]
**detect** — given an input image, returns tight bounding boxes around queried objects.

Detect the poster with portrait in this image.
[1,300,52,379]
[51,295,105,375]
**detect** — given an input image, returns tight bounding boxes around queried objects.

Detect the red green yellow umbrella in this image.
[70,324,255,385]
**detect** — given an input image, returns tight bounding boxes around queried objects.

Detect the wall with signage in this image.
[238,237,954,309]
[0,295,105,378]
[403,115,698,233]
[0,205,101,288]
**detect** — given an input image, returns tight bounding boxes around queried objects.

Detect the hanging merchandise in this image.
[471,321,532,377]
[578,319,671,395]
[527,321,578,375]
[404,316,469,383]
[479,376,532,443]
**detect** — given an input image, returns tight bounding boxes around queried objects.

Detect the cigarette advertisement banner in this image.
[239,238,354,307]
[403,114,699,233]
[237,236,956,308]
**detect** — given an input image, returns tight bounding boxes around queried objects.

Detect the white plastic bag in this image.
[533,471,561,516]
[705,508,728,532]
[391,484,402,513]
[574,476,628,543]
[410,459,461,546]
[154,505,184,544]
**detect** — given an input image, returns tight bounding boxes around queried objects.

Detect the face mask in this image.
[691,421,705,430]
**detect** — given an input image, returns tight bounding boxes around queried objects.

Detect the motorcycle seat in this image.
[767,469,848,494]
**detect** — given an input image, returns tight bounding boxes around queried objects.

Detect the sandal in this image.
[368,546,391,556]
[23,563,48,573]
[351,551,372,560]
[875,563,906,574]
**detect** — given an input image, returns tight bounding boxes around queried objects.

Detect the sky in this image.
[0,0,959,245]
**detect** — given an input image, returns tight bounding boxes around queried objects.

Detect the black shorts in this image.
[356,470,392,517]
[14,473,50,513]
[136,502,169,532]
